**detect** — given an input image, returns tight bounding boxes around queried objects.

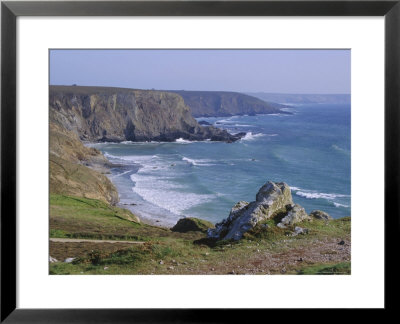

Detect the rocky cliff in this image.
[50,86,243,142]
[169,90,287,117]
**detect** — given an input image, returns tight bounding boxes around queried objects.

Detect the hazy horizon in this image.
[49,84,350,96]
[50,49,351,94]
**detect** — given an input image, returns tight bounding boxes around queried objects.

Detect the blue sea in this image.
[89,104,351,227]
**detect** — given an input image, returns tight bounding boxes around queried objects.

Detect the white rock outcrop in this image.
[208,181,309,241]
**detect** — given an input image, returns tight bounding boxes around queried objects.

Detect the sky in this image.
[50,49,350,94]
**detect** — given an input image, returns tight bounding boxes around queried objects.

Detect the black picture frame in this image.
[1,0,399,322]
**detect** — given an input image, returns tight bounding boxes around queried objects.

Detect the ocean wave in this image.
[130,173,214,215]
[290,185,350,208]
[104,152,124,160]
[331,144,350,156]
[263,113,293,117]
[182,157,216,166]
[279,103,304,106]
[121,155,159,162]
[175,138,192,144]
[294,190,349,201]
[240,132,265,141]
[104,153,161,167]
[175,138,213,144]
[214,116,241,125]
[230,124,255,127]
[333,202,350,208]
[110,170,133,179]
[280,107,297,112]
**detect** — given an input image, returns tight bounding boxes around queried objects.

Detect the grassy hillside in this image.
[50,194,350,275]
[49,123,119,204]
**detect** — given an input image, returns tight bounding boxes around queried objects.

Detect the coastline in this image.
[89,155,182,229]
[83,106,351,230]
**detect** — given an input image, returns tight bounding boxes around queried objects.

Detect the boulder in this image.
[49,256,58,263]
[310,210,332,220]
[207,181,332,241]
[208,181,294,241]
[292,226,309,236]
[64,257,76,263]
[277,204,310,227]
[171,217,215,233]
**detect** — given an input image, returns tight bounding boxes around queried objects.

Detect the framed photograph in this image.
[1,0,399,321]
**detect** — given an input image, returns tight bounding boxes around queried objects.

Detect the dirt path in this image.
[50,238,144,244]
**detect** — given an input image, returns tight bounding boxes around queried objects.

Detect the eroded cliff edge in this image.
[50,85,244,143]
[49,122,119,205]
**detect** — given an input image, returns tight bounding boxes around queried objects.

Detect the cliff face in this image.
[50,86,242,142]
[49,123,119,205]
[169,90,286,117]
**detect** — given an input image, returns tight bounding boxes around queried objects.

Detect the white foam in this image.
[333,202,350,208]
[175,138,192,144]
[119,155,158,162]
[103,152,125,160]
[279,103,304,106]
[182,157,216,166]
[175,138,214,144]
[260,112,294,117]
[214,116,238,125]
[130,173,214,215]
[295,191,349,200]
[331,144,350,156]
[182,157,197,165]
[231,124,255,127]
[240,132,265,141]
[110,170,132,179]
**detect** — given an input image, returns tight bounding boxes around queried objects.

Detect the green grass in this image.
[49,194,351,275]
[49,229,70,238]
[297,262,351,275]
[244,217,351,242]
[50,194,148,240]
[50,194,205,242]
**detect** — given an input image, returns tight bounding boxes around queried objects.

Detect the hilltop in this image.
[246,92,351,105]
[168,90,287,117]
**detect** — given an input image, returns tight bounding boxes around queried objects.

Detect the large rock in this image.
[310,210,332,220]
[277,204,310,228]
[208,181,294,241]
[171,217,214,233]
